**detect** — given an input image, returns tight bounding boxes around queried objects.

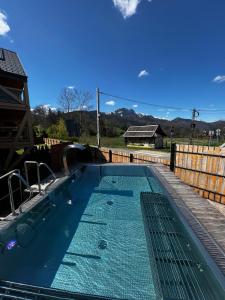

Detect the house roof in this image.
[123,125,167,138]
[0,48,27,79]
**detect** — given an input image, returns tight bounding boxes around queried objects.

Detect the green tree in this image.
[47,118,68,139]
[57,118,68,139]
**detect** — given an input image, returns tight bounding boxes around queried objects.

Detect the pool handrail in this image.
[39,162,56,193]
[24,161,41,193]
[24,161,56,194]
[0,169,22,208]
[63,144,86,176]
[8,172,33,215]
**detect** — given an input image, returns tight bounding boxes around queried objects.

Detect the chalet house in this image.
[123,125,166,149]
[0,48,33,172]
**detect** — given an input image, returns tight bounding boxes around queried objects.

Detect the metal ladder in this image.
[8,172,33,216]
[0,170,22,218]
[63,144,85,175]
[24,161,56,194]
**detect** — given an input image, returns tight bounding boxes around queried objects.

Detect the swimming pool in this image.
[0,165,224,299]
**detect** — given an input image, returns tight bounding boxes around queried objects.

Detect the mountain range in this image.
[94,108,225,137]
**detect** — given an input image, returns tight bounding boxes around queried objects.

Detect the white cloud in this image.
[43,104,57,111]
[0,11,10,36]
[113,0,152,19]
[138,69,149,78]
[77,105,88,111]
[113,0,141,19]
[67,86,74,89]
[157,108,176,112]
[105,100,116,106]
[133,104,138,108]
[213,75,225,83]
[32,104,57,113]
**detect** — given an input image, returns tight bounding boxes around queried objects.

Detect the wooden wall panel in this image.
[175,144,225,204]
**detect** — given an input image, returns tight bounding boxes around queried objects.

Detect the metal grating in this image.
[140,192,223,300]
[0,280,120,300]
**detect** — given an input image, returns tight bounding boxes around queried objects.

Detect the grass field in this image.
[164,137,225,147]
[76,136,225,150]
[78,136,126,148]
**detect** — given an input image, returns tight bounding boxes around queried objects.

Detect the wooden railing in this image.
[174,144,225,203]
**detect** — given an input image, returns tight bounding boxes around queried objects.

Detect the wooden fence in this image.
[43,138,225,204]
[100,147,170,166]
[44,138,61,146]
[174,144,225,204]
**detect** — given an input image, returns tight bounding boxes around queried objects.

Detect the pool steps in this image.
[141,191,225,300]
[24,178,60,195]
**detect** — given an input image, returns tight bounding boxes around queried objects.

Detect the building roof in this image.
[0,48,27,78]
[123,125,167,138]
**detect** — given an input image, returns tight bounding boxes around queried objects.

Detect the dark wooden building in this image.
[0,48,33,172]
[123,125,166,149]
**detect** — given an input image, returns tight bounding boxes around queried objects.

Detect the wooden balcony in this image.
[0,126,32,149]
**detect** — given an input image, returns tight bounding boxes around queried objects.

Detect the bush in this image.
[47,118,68,140]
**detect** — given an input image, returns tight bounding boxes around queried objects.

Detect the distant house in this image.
[123,125,166,149]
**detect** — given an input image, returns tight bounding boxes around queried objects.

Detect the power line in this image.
[198,109,225,112]
[197,111,225,114]
[100,91,225,112]
[100,91,192,111]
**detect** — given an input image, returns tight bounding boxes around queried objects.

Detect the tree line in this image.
[31,87,225,141]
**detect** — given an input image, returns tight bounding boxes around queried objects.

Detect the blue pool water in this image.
[0,165,224,299]
[0,165,161,299]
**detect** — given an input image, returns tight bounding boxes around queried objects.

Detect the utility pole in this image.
[216,128,221,145]
[190,108,199,145]
[96,88,100,148]
[208,130,214,146]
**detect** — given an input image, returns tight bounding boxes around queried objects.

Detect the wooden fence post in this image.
[109,150,112,163]
[170,143,176,172]
[130,153,133,163]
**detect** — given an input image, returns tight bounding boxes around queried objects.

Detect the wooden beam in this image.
[0,84,23,105]
[3,112,28,170]
[0,102,26,110]
[23,82,34,145]
[2,81,33,171]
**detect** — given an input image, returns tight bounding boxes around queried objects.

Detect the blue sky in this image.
[1,0,225,121]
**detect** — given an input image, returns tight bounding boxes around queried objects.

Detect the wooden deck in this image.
[152,164,225,283]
